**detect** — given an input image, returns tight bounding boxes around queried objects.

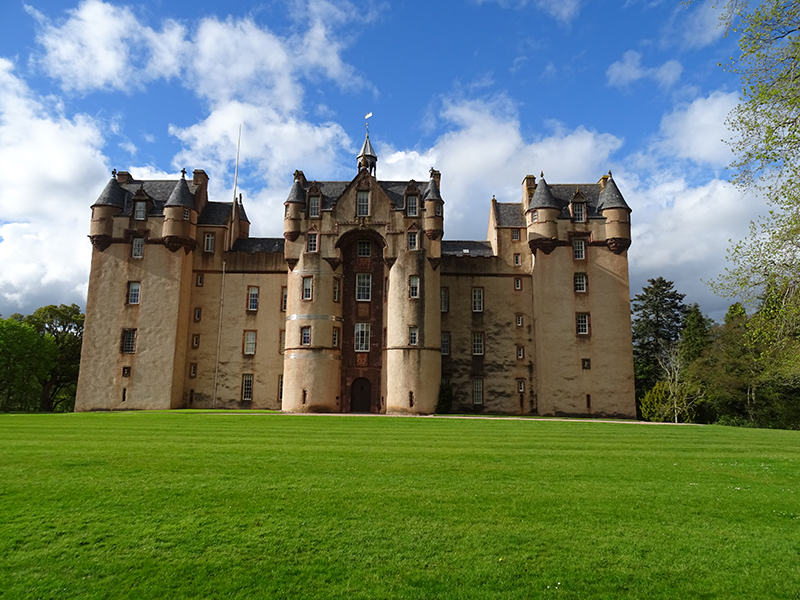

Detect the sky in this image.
[0,0,764,320]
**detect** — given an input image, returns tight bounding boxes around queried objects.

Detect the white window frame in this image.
[133,201,147,220]
[356,273,372,301]
[514,278,522,291]
[300,326,311,346]
[183,208,190,221]
[574,273,587,293]
[514,254,521,266]
[573,239,585,260]
[517,346,525,359]
[408,231,418,251]
[472,378,484,405]
[576,313,590,335]
[472,288,484,313]
[409,326,418,346]
[302,277,313,301]
[332,328,340,348]
[517,380,525,393]
[531,210,538,223]
[516,315,523,327]
[512,228,520,241]
[354,323,370,352]
[472,332,484,356]
[441,332,450,355]
[309,196,320,218]
[409,275,420,299]
[435,202,442,217]
[573,202,585,222]
[244,331,257,355]
[281,286,288,311]
[204,233,215,253]
[131,238,144,259]
[248,286,259,311]
[127,281,140,305]
[333,279,340,303]
[356,191,370,217]
[307,232,318,253]
[406,195,418,217]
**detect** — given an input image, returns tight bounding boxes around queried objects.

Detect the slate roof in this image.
[527,179,629,219]
[231,238,285,253]
[108,179,198,218]
[423,177,442,202]
[93,177,127,209]
[197,201,233,226]
[164,176,196,209]
[357,134,377,160]
[495,202,525,227]
[528,178,560,210]
[597,177,631,211]
[286,179,438,211]
[442,240,495,257]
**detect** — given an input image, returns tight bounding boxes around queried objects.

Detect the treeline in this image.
[633,278,800,429]
[0,304,84,412]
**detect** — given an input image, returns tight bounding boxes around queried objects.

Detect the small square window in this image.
[133,201,147,220]
[248,286,259,311]
[196,273,204,287]
[356,191,370,217]
[514,278,522,291]
[192,334,200,348]
[301,326,311,346]
[472,288,484,312]
[194,308,202,322]
[409,275,420,299]
[307,233,318,253]
[244,331,256,355]
[573,239,586,260]
[121,329,137,354]
[183,208,190,221]
[472,332,484,355]
[204,233,215,253]
[514,254,521,266]
[190,363,197,378]
[127,281,140,305]
[409,326,418,346]
[406,195,418,217]
[440,287,449,312]
[472,378,484,405]
[574,273,587,293]
[242,374,254,402]
[302,277,313,301]
[357,240,371,257]
[441,332,450,355]
[582,358,591,370]
[512,229,520,241]
[517,346,525,359]
[516,315,523,327]
[132,238,144,259]
[309,196,320,218]
[408,231,418,251]
[576,314,590,335]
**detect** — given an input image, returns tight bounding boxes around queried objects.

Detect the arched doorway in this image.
[351,378,372,413]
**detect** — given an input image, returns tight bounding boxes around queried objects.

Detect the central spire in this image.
[357,116,377,176]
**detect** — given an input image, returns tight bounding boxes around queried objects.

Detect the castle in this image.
[75,132,636,416]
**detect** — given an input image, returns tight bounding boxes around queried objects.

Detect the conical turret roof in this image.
[165,174,195,209]
[92,176,127,208]
[597,175,631,211]
[285,179,306,204]
[529,177,560,210]
[423,176,442,202]
[357,132,377,161]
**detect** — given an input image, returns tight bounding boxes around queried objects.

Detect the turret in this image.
[284,171,306,242]
[163,171,196,252]
[526,174,560,255]
[423,169,444,240]
[89,174,126,251]
[597,173,632,254]
[356,131,377,176]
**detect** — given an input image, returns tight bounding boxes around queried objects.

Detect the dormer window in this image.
[356,191,370,217]
[309,196,320,218]
[406,195,418,217]
[573,203,585,222]
[134,202,147,220]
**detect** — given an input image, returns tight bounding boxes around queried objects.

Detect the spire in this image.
[357,120,377,176]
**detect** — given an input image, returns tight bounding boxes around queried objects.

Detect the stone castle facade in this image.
[76,133,636,416]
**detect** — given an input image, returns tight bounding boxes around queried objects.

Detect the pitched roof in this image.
[442,240,495,257]
[197,201,233,226]
[231,238,284,253]
[495,202,525,227]
[423,177,442,202]
[529,178,560,210]
[164,176,196,209]
[93,177,127,209]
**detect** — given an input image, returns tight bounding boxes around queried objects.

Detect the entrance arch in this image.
[351,378,372,413]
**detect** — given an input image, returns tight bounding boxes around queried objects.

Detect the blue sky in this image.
[0,0,764,319]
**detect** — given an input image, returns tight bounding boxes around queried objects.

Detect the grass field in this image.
[1,412,799,599]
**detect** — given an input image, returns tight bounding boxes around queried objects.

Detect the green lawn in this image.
[1,412,799,599]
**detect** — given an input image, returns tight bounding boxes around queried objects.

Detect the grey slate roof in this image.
[423,177,442,202]
[529,178,560,210]
[285,179,306,204]
[357,134,377,160]
[164,176,196,209]
[597,177,631,211]
[231,238,284,253]
[495,203,525,227]
[238,201,250,223]
[197,202,233,226]
[288,179,436,212]
[116,179,197,217]
[93,177,127,208]
[442,240,494,257]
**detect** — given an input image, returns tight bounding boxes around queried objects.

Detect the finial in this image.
[540,171,544,178]
[608,170,612,177]
[492,194,496,200]
[112,168,117,178]
[365,112,373,136]
[181,167,187,178]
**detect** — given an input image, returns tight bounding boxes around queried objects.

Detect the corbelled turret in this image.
[283,172,306,242]
[163,171,197,252]
[526,174,560,255]
[597,173,632,254]
[89,173,127,251]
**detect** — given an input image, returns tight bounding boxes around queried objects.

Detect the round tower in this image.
[284,171,306,242]
[598,173,632,254]
[526,174,560,255]
[89,174,126,251]
[162,172,197,252]
[423,169,444,240]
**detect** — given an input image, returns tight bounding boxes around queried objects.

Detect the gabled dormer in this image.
[570,188,586,223]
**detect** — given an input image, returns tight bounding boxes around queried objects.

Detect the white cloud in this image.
[473,0,581,23]
[606,50,682,89]
[658,91,738,167]
[677,1,726,50]
[0,58,107,316]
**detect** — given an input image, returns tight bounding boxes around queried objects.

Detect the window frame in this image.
[241,374,254,402]
[514,278,522,291]
[517,346,525,359]
[440,287,449,313]
[356,273,372,301]
[356,190,370,217]
[516,314,523,327]
[196,273,204,287]
[512,228,520,241]
[409,326,418,346]
[194,307,202,322]
[300,326,311,346]
[333,327,340,348]
[472,332,484,356]
[573,239,586,260]
[204,233,216,253]
[514,253,521,266]
[133,201,147,221]
[471,288,484,313]
[183,208,190,221]
[120,329,137,354]
[472,378,484,405]
[406,195,418,217]
[409,275,420,299]
[281,286,288,311]
[576,313,590,336]
[306,232,318,253]
[189,363,197,378]
[127,281,141,305]
[333,279,340,303]
[357,240,371,257]
[308,195,320,218]
[441,332,451,355]
[131,237,145,259]
[192,334,200,348]
[354,323,370,352]
[302,276,313,301]
[243,330,257,355]
[574,272,587,293]
[408,231,419,251]
[517,380,525,393]
[573,202,585,222]
[247,286,259,311]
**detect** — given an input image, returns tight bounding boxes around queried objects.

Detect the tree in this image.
[22,304,84,412]
[0,318,57,412]
[631,278,688,397]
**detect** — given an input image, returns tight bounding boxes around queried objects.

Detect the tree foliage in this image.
[0,318,57,412]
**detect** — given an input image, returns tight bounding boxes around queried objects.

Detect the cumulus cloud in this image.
[0,58,107,316]
[606,50,683,89]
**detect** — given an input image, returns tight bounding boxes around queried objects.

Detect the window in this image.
[440,287,449,312]
[409,275,420,299]
[472,332,484,355]
[133,201,147,220]
[408,231,418,250]
[573,239,585,260]
[194,308,202,322]
[512,229,520,241]
[435,202,442,217]
[301,326,311,345]
[574,273,587,293]
[309,196,320,218]
[190,363,197,378]
[204,233,215,253]
[582,358,591,370]
[517,380,525,393]
[192,334,200,348]
[406,195,418,217]
[278,375,284,401]
[248,286,259,311]
[573,203,585,222]
[354,323,370,352]
[302,277,313,300]
[333,279,340,303]
[472,288,484,312]
[122,366,131,377]
[356,273,372,301]
[120,329,136,353]
[196,273,204,287]
[531,210,538,223]
[281,286,288,311]
[356,190,370,217]
[307,232,318,252]
[472,378,484,405]
[244,331,256,355]
[357,240,371,257]
[333,328,340,348]
[242,374,254,402]
[183,208,190,221]
[127,281,140,304]
[517,346,525,359]
[279,330,286,354]
[514,278,522,290]
[514,254,521,266]
[441,332,450,355]
[409,326,418,346]
[516,314,523,327]
[132,238,144,259]
[576,313,590,335]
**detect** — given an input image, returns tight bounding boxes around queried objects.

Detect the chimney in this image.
[522,174,536,207]
[429,168,441,189]
[192,169,209,186]
[116,171,133,184]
